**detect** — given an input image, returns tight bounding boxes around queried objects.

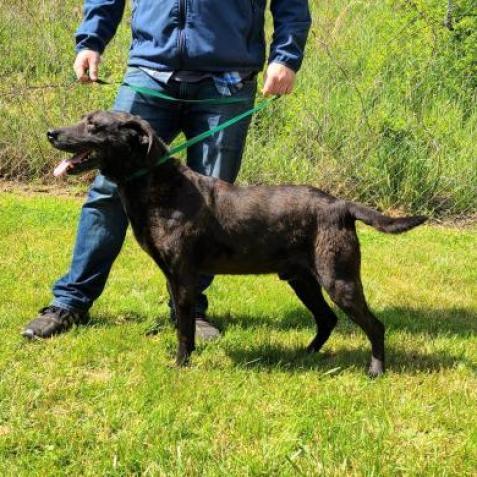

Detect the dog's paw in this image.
[306,342,319,354]
[175,351,192,367]
[306,339,327,355]
[368,357,385,378]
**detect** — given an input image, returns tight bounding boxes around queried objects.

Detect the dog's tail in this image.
[347,203,427,234]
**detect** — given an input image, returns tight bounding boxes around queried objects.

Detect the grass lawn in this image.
[0,191,476,476]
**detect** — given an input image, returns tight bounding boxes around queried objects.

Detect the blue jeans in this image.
[52,67,257,314]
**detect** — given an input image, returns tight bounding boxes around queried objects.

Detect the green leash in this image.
[125,83,278,182]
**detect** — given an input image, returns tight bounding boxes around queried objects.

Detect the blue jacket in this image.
[76,0,311,73]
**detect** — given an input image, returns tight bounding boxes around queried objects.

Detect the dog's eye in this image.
[87,123,104,133]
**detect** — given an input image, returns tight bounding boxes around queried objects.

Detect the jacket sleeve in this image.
[75,0,126,53]
[268,0,311,72]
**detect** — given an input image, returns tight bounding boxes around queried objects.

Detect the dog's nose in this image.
[47,130,59,142]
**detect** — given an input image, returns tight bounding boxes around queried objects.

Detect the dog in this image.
[47,110,426,376]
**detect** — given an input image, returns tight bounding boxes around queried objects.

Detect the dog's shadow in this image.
[219,306,477,336]
[217,306,477,374]
[87,306,476,374]
[223,340,475,375]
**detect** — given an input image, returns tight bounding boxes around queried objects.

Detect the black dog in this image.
[48,111,426,376]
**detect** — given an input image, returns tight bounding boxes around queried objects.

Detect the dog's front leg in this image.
[169,279,196,366]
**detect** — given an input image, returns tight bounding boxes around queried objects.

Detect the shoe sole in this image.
[21,329,41,340]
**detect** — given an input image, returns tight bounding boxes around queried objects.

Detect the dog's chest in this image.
[137,207,200,256]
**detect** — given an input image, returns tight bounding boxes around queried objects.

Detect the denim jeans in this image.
[52,67,257,314]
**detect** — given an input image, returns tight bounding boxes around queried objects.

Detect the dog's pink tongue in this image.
[53,160,70,177]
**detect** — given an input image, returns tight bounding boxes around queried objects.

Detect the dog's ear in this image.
[121,117,163,158]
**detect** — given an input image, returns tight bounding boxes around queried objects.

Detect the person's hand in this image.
[73,49,101,82]
[262,62,296,96]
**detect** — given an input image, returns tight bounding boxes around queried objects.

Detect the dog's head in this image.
[48,111,168,181]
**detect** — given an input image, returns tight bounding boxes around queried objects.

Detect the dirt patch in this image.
[431,214,477,229]
[0,179,87,198]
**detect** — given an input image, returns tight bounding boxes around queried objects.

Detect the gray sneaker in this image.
[195,313,221,341]
[21,306,89,339]
[168,309,221,341]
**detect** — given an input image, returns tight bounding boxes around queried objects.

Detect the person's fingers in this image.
[281,75,294,94]
[263,71,297,95]
[270,79,288,96]
[73,51,100,82]
[88,54,100,81]
[262,75,279,96]
[73,56,90,82]
[275,78,293,95]
[278,78,289,95]
[288,78,296,94]
[264,62,296,96]
[262,76,271,95]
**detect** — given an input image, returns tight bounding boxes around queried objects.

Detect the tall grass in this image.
[0,0,476,215]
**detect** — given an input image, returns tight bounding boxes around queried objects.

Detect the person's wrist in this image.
[75,35,105,55]
[268,59,298,73]
[76,49,100,57]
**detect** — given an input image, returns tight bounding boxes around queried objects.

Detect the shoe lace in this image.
[39,306,74,324]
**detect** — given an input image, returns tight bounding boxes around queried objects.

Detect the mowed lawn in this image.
[0,191,476,476]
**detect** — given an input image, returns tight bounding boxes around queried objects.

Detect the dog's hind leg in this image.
[286,270,338,353]
[315,226,385,377]
[322,278,385,377]
[168,277,197,366]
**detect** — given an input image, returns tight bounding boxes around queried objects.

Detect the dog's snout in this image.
[47,130,59,142]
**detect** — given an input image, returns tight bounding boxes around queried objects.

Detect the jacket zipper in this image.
[178,0,186,66]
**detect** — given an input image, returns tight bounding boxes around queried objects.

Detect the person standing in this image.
[22,0,311,340]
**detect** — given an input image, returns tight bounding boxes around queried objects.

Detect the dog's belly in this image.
[200,260,282,275]
[197,244,310,276]
[189,219,316,275]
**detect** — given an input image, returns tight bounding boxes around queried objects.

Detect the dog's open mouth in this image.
[53,150,98,177]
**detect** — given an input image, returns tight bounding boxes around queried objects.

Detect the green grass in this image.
[0,191,476,475]
[1,0,476,215]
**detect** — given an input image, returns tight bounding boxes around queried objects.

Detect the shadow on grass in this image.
[216,306,477,338]
[84,306,476,374]
[224,341,475,374]
[219,306,476,374]
[87,304,476,341]
[86,311,156,328]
